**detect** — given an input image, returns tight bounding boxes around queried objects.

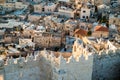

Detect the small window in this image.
[42,8,44,12]
[86,16,88,19]
[82,16,85,18]
[113,20,116,23]
[83,10,86,13]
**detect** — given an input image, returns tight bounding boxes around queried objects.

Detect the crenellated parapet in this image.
[72,38,120,61]
[72,39,94,60]
[3,51,40,68]
[39,48,93,68]
[95,48,120,59]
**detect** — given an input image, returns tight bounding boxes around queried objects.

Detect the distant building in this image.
[28,14,42,22]
[93,0,110,5]
[74,28,88,39]
[6,0,18,3]
[0,2,27,11]
[32,0,42,3]
[58,6,75,18]
[19,38,35,48]
[1,3,15,11]
[33,32,62,48]
[109,14,120,27]
[34,2,57,13]
[44,3,57,13]
[80,7,90,19]
[15,2,28,9]
[0,0,5,4]
[64,19,78,36]
[58,0,71,3]
[92,25,109,38]
[34,3,45,13]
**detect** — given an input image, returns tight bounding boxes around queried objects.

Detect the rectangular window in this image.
[42,8,44,12]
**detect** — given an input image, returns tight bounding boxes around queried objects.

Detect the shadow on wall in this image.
[92,53,120,80]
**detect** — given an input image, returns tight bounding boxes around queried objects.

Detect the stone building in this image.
[58,6,75,18]
[0,2,27,11]
[33,32,62,49]
[0,0,5,4]
[92,25,109,38]
[44,3,57,13]
[64,19,78,36]
[109,14,120,27]
[44,15,65,31]
[0,37,120,80]
[73,38,120,80]
[28,14,42,22]
[34,3,45,13]
[6,0,18,3]
[74,28,88,39]
[34,2,57,13]
[19,38,35,48]
[93,0,111,5]
[15,2,28,9]
[0,3,15,11]
[80,7,91,19]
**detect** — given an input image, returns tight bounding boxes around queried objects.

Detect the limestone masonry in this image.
[0,39,120,80]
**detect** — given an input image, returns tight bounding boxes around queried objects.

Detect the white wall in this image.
[58,0,70,2]
[80,8,90,19]
[60,55,93,80]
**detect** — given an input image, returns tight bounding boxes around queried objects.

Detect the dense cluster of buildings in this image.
[0,0,120,80]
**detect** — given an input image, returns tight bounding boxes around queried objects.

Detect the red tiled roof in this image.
[74,28,87,36]
[95,26,109,32]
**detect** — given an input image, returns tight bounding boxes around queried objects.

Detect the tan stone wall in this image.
[92,31,109,38]
[4,37,12,43]
[15,2,28,9]
[0,0,5,4]
[34,36,61,48]
[0,51,54,80]
[44,4,56,13]
[109,17,120,27]
[28,15,41,22]
[94,0,110,5]
[34,5,43,13]
[58,9,75,18]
